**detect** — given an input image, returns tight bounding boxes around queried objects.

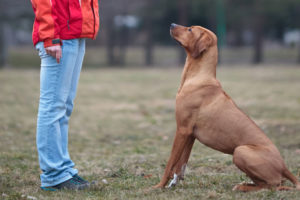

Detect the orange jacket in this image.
[31,0,99,48]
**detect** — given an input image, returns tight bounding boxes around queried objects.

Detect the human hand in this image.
[45,45,62,63]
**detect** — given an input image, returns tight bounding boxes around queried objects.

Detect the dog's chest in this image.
[193,125,235,154]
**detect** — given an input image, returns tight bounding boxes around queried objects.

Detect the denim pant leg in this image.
[36,39,85,187]
[59,39,86,176]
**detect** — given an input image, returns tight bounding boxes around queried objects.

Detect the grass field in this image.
[1,66,300,200]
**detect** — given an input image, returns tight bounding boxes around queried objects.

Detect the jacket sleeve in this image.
[31,0,61,48]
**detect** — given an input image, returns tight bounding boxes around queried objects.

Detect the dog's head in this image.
[170,23,217,59]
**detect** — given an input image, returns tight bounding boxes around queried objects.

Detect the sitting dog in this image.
[153,23,300,192]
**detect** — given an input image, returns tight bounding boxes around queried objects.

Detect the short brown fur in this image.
[153,24,300,192]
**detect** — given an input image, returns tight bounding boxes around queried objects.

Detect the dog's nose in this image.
[170,23,177,30]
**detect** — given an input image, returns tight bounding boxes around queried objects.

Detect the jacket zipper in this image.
[67,20,70,30]
[67,0,71,30]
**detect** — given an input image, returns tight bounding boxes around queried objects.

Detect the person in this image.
[31,0,99,191]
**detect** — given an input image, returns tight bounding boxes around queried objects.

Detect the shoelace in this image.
[70,178,82,185]
[73,175,88,183]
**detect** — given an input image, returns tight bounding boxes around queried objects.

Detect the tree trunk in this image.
[144,19,153,66]
[144,0,154,66]
[252,18,263,64]
[145,31,153,66]
[216,0,226,64]
[118,26,129,66]
[298,41,300,64]
[106,17,116,66]
[178,0,188,65]
[0,22,7,68]
[252,1,264,65]
[235,27,244,47]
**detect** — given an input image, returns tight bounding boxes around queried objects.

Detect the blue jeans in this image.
[35,39,85,187]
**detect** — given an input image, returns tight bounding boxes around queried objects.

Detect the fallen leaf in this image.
[143,174,152,178]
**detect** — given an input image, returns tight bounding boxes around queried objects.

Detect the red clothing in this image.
[31,0,99,48]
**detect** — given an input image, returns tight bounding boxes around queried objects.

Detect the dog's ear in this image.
[191,33,212,58]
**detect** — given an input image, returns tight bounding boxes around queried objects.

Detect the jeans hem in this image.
[41,174,73,187]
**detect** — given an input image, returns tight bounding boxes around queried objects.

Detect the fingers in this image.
[45,48,55,58]
[56,48,62,63]
[45,46,62,63]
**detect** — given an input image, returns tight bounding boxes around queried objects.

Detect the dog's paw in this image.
[232,184,240,191]
[167,173,178,188]
[232,182,246,191]
[152,184,165,189]
[143,185,161,194]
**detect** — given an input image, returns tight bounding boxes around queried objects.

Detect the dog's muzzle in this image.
[170,23,178,30]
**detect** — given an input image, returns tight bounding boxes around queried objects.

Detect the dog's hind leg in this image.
[153,129,194,188]
[232,145,285,192]
[282,168,300,190]
[232,183,267,192]
[232,183,295,191]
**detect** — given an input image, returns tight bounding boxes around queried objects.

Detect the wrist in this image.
[44,38,62,48]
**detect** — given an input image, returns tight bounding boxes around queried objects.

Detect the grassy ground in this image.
[1,66,300,200]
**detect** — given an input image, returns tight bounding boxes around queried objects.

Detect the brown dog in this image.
[154,23,300,192]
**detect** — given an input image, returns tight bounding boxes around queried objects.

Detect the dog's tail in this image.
[282,168,300,190]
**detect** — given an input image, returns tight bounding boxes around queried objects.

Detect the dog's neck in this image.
[187,46,218,78]
[178,46,218,93]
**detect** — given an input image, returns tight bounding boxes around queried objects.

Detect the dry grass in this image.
[1,66,300,199]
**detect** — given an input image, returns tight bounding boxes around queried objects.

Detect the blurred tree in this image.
[226,0,260,63]
[138,0,178,65]
[0,0,33,68]
[140,0,177,45]
[0,22,6,68]
[103,0,300,66]
[178,0,189,64]
[251,0,300,64]
[227,0,300,64]
[104,2,117,65]
[143,0,155,66]
[115,14,130,66]
[216,0,226,48]
[101,0,120,66]
[0,0,9,68]
[1,0,300,67]
[252,0,264,64]
[297,8,300,64]
[101,0,144,66]
[216,0,226,63]
[226,0,249,47]
[287,0,300,63]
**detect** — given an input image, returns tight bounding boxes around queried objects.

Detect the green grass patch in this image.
[1,66,300,199]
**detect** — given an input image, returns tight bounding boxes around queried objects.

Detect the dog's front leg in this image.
[173,136,195,180]
[167,136,195,188]
[153,130,193,188]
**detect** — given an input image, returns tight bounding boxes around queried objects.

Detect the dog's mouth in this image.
[174,39,183,46]
[170,29,174,38]
[173,37,183,46]
[170,31,183,46]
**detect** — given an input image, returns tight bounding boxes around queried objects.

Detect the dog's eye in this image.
[188,28,192,32]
